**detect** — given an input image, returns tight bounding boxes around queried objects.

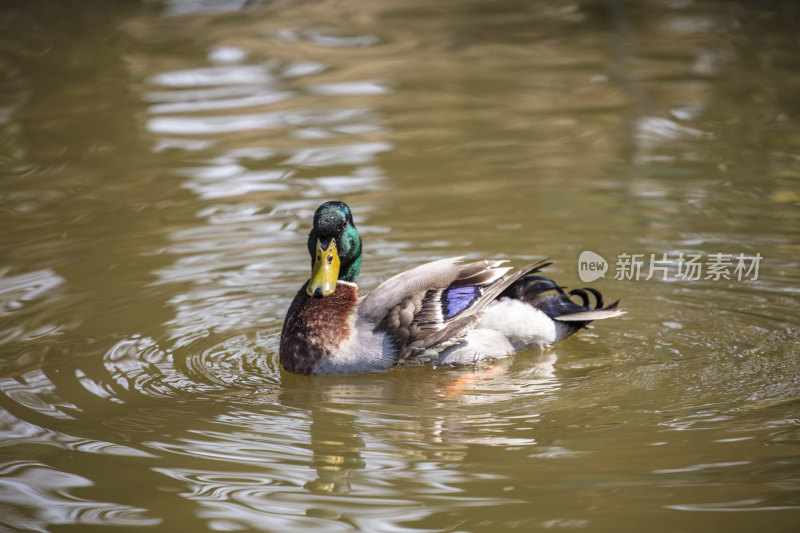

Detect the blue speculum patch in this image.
[442,286,481,318]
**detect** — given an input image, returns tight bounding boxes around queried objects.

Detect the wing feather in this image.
[363,258,550,360]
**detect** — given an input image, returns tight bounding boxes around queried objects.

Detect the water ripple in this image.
[665,498,800,512]
[0,460,159,531]
[148,107,374,135]
[0,268,64,316]
[148,91,294,114]
[283,142,392,167]
[0,371,78,420]
[309,81,391,95]
[0,269,66,350]
[147,65,276,87]
[272,28,381,48]
[0,406,154,457]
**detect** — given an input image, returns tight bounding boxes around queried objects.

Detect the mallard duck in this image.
[280,201,624,375]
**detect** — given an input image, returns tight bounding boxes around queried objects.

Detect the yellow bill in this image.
[306,238,340,297]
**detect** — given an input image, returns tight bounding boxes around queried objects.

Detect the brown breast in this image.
[279,282,359,374]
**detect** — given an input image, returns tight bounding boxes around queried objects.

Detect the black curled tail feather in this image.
[499,273,622,327]
[568,287,603,309]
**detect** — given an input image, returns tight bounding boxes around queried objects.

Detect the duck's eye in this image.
[317,254,321,261]
[327,254,333,263]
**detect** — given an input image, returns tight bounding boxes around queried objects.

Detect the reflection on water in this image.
[0,269,66,353]
[1,0,799,531]
[0,461,159,531]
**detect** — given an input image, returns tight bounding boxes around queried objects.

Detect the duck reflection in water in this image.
[280,350,560,496]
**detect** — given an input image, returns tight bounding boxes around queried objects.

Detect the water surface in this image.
[1,0,799,531]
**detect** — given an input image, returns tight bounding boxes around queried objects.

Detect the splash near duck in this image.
[280,201,624,375]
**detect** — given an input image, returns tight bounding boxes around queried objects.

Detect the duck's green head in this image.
[306,201,362,298]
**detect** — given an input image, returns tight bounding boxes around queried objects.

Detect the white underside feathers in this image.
[434,298,565,367]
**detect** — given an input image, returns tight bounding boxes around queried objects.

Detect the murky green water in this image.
[2,0,799,531]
